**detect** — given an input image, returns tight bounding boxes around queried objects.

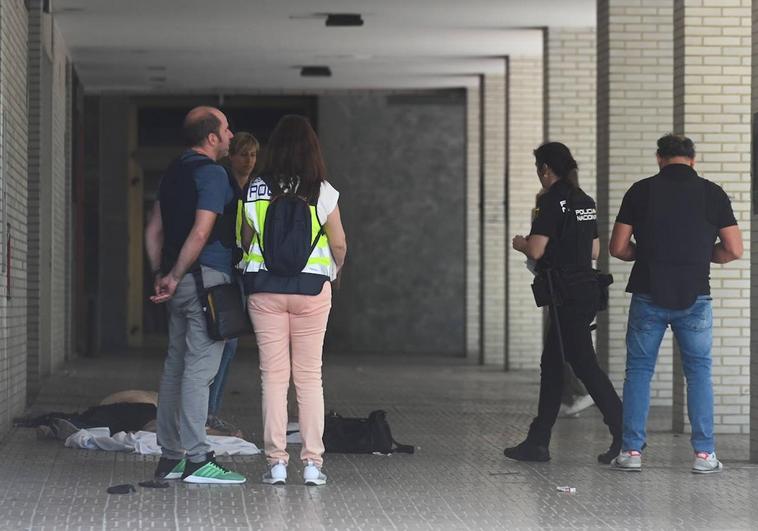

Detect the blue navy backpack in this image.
[261,183,324,276]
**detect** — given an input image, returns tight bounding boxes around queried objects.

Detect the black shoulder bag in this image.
[530,190,613,311]
[323,410,415,454]
[192,269,253,341]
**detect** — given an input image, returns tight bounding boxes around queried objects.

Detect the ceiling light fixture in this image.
[300,66,332,77]
[325,14,363,27]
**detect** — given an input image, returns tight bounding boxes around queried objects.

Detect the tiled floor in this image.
[1,351,756,530]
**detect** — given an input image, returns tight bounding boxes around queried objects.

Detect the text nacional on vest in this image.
[574,208,597,222]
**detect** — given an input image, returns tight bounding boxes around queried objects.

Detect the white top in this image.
[316,181,340,224]
[246,178,339,224]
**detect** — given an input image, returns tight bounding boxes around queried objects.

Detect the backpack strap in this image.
[308,223,325,256]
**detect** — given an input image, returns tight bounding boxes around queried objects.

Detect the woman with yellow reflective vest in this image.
[205,132,260,436]
[240,115,347,487]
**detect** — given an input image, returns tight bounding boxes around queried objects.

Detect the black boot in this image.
[597,439,621,464]
[504,440,550,462]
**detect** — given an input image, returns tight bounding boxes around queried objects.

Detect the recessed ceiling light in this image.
[325,14,363,27]
[300,66,332,77]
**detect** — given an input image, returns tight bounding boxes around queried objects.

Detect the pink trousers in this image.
[248,282,332,466]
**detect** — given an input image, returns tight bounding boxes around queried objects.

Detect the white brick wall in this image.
[597,0,674,405]
[0,0,28,435]
[50,23,68,371]
[26,1,72,398]
[466,84,481,360]
[507,57,544,369]
[544,27,597,197]
[26,0,41,396]
[482,69,507,366]
[674,0,751,435]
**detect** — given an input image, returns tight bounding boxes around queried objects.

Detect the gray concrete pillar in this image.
[481,66,507,366]
[97,96,130,353]
[466,83,481,361]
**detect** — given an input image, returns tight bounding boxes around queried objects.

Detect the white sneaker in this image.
[610,450,642,472]
[262,460,287,485]
[303,460,327,486]
[563,395,595,417]
[692,452,723,474]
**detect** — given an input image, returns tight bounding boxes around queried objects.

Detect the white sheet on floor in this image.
[286,421,302,444]
[64,428,261,456]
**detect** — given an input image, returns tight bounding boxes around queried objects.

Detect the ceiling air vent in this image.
[325,14,363,27]
[300,66,332,77]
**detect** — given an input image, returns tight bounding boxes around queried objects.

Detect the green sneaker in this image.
[182,455,246,484]
[154,457,186,480]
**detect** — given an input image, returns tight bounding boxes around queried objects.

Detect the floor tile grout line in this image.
[345,454,399,531]
[27,444,58,531]
[101,453,116,531]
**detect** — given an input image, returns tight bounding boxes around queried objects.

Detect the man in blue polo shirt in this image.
[609,134,743,474]
[144,106,245,484]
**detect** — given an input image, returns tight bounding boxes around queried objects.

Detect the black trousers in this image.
[526,297,622,447]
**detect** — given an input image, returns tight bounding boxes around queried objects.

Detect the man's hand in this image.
[150,274,179,304]
[512,235,528,254]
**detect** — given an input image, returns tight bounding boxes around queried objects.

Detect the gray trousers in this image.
[157,266,229,462]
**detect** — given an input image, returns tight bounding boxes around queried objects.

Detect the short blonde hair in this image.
[229,132,260,156]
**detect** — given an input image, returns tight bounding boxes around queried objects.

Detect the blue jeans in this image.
[623,294,714,453]
[208,337,238,417]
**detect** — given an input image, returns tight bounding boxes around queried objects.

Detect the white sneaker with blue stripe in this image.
[692,452,723,474]
[303,460,327,486]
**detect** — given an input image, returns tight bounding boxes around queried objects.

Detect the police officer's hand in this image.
[512,235,528,254]
[150,274,179,304]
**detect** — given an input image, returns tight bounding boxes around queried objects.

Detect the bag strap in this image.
[308,223,326,257]
[390,439,415,454]
[191,268,205,295]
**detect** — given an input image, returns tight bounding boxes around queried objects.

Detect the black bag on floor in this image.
[323,410,414,454]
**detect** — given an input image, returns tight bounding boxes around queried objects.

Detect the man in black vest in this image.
[144,106,246,484]
[609,134,742,474]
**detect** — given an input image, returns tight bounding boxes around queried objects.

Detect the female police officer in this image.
[505,142,623,464]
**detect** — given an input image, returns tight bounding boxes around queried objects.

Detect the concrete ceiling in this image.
[54,0,595,93]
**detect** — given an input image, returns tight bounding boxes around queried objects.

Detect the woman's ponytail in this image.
[534,142,580,189]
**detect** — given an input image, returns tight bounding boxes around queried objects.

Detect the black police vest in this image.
[538,186,595,272]
[159,155,236,274]
[644,174,717,310]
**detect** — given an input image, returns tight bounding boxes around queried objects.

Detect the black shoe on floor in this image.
[154,457,186,480]
[504,440,550,462]
[597,444,620,464]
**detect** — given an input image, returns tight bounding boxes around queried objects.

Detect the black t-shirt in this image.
[530,180,598,270]
[616,164,737,295]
